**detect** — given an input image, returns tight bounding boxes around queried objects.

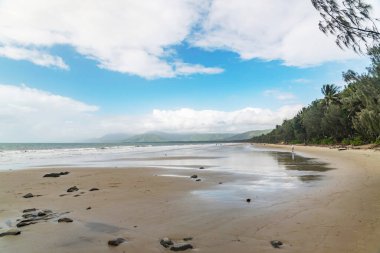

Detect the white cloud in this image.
[264,89,296,101]
[0,0,378,78]
[0,46,69,69]
[0,0,220,79]
[0,84,302,142]
[192,0,367,67]
[0,84,98,142]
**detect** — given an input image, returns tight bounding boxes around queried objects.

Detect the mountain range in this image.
[88,130,271,143]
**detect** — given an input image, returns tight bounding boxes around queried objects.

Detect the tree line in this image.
[251,47,380,146]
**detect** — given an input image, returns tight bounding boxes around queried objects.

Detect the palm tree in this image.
[321,84,341,108]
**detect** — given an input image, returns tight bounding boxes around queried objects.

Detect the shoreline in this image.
[1,144,380,252]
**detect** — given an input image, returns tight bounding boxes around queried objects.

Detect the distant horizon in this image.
[0,129,272,144]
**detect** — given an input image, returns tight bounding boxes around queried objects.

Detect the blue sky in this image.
[0,0,377,142]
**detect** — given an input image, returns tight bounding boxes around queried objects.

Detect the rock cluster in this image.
[160,237,194,251]
[15,208,69,228]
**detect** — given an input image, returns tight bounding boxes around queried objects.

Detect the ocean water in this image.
[0,142,332,181]
[0,142,333,207]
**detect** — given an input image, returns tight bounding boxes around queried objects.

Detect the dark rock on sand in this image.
[183,237,193,241]
[108,238,126,246]
[0,229,21,237]
[58,218,73,223]
[73,194,81,197]
[160,238,174,248]
[170,243,193,251]
[23,193,34,198]
[195,179,201,182]
[89,188,99,191]
[43,171,69,177]
[67,186,79,192]
[199,166,205,170]
[23,208,37,213]
[246,198,251,203]
[16,220,37,227]
[270,240,283,248]
[43,173,60,178]
[86,206,92,210]
[190,175,198,179]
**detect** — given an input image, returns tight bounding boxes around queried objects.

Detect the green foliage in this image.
[350,136,364,146]
[251,46,380,145]
[320,137,335,145]
[342,138,351,145]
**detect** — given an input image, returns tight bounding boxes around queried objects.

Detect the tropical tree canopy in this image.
[251,46,380,145]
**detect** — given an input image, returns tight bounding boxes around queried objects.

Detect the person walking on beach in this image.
[291,145,294,153]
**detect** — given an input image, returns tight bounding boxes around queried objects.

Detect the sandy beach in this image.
[1,144,380,253]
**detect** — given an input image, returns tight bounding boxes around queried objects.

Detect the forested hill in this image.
[251,47,380,146]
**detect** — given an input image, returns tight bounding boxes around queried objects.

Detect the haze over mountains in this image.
[89,130,271,143]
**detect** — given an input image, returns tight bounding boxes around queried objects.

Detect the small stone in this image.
[58,218,73,223]
[23,193,34,198]
[160,237,174,248]
[43,172,69,177]
[190,175,198,179]
[195,179,201,182]
[270,240,283,248]
[199,167,205,170]
[183,237,193,241]
[73,194,81,197]
[0,229,21,237]
[246,198,251,203]
[67,186,79,192]
[16,220,36,227]
[43,173,60,178]
[108,238,126,246]
[22,208,37,213]
[86,206,92,210]
[170,243,193,251]
[218,182,223,184]
[89,188,99,191]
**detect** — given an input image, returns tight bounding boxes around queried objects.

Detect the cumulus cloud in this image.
[192,0,367,67]
[0,0,378,78]
[144,106,302,133]
[0,84,302,142]
[0,84,98,142]
[0,0,218,78]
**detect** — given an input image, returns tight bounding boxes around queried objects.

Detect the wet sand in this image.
[1,144,380,252]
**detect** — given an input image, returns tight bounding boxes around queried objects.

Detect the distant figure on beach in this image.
[291,145,294,153]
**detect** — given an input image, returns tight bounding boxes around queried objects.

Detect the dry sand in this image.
[1,144,380,253]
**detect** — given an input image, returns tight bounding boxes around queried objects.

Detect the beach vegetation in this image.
[252,46,380,145]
